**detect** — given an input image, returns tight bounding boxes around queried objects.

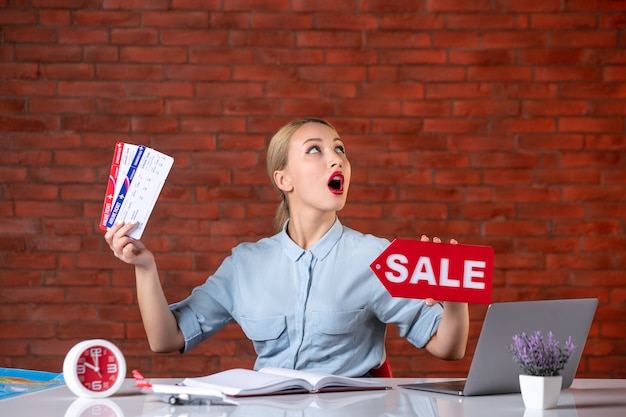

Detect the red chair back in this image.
[369,357,393,378]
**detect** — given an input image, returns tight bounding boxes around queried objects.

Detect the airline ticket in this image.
[100,142,174,239]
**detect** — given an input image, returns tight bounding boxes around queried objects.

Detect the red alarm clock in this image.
[63,339,126,398]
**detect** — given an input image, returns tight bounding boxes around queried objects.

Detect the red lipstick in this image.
[328,172,344,194]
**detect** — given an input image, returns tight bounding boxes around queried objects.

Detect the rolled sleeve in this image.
[170,302,205,353]
[405,302,443,348]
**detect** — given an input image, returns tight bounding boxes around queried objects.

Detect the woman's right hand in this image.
[104,222,154,268]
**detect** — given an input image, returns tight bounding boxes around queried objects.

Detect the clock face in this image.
[75,344,121,392]
[64,339,126,398]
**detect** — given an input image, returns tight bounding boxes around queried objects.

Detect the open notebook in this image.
[400,298,597,396]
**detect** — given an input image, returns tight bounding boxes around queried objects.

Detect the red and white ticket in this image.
[100,143,173,239]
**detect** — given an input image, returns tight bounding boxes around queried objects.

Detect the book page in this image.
[182,368,313,397]
[259,367,387,391]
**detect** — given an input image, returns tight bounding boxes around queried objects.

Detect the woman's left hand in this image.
[420,234,458,307]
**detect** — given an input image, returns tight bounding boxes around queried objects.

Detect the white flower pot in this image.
[519,374,562,410]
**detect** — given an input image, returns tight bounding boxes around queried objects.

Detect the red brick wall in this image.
[1,1,625,379]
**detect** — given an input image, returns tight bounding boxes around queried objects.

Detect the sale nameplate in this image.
[370,239,494,304]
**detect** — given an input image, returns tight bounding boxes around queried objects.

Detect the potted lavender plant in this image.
[509,330,576,409]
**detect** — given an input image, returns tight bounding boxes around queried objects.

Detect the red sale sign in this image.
[370,239,494,304]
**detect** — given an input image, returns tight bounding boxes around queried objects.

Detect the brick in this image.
[15,45,83,62]
[494,186,560,202]
[493,117,556,134]
[433,32,480,48]
[495,0,561,12]
[601,14,626,30]
[63,115,130,132]
[535,66,602,81]
[40,63,95,80]
[560,117,624,133]
[551,32,618,48]
[58,28,109,44]
[482,32,547,48]
[424,118,488,134]
[97,64,164,80]
[0,63,39,80]
[454,100,519,116]
[258,48,324,65]
[0,9,37,25]
[523,100,589,116]
[531,13,598,29]
[426,83,491,99]
[399,66,465,82]
[252,12,311,29]
[224,98,281,115]
[450,50,516,65]
[562,82,626,98]
[189,47,254,65]
[602,66,626,82]
[447,14,517,30]
[4,27,57,44]
[0,116,60,131]
[30,98,96,114]
[567,0,626,11]
[297,31,362,48]
[58,81,126,97]
[427,0,491,12]
[83,45,119,62]
[171,0,222,10]
[563,186,626,202]
[365,32,430,49]
[110,28,159,45]
[554,221,621,236]
[314,13,378,30]
[519,49,583,65]
[403,101,451,117]
[39,9,71,25]
[0,98,26,113]
[120,46,188,63]
[380,14,444,30]
[72,10,142,27]
[495,83,559,99]
[534,168,600,185]
[336,99,401,117]
[586,135,626,150]
[561,152,624,168]
[229,30,295,47]
[15,201,83,218]
[6,184,59,200]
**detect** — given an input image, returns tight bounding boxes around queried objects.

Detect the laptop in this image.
[400,298,598,396]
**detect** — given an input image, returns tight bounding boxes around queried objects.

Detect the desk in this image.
[1,378,625,417]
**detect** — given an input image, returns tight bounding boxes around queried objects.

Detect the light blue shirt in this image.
[171,219,443,377]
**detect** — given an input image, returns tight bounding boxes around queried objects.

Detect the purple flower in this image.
[509,330,576,376]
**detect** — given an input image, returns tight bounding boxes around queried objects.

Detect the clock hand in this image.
[90,350,101,372]
[84,361,98,371]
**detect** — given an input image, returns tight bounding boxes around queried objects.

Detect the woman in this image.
[105,117,469,377]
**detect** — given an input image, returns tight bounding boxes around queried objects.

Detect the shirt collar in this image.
[278,218,343,262]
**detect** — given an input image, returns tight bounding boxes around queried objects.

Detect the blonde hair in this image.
[267,117,338,232]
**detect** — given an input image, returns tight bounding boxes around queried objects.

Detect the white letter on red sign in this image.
[439,258,461,287]
[385,254,409,283]
[409,256,437,285]
[463,260,486,289]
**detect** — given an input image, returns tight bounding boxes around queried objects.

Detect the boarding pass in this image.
[99,142,174,239]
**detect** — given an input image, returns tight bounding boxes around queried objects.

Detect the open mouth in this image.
[328,172,344,194]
